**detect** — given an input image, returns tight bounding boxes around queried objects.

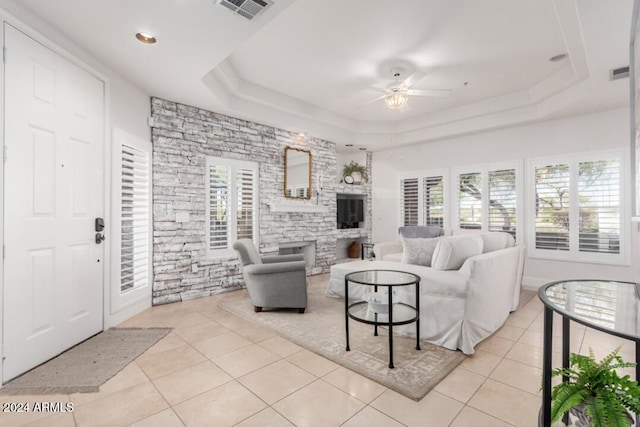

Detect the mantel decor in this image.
[342,161,368,185]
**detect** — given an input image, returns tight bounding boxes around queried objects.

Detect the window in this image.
[400,177,419,226]
[529,152,625,262]
[454,163,520,239]
[398,171,448,228]
[206,157,258,255]
[120,144,151,293]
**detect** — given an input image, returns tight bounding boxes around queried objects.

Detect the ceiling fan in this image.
[369,68,450,110]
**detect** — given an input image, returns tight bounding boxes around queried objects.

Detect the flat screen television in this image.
[337,198,364,228]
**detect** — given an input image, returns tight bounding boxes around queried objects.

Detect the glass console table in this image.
[538,280,640,427]
[344,270,421,368]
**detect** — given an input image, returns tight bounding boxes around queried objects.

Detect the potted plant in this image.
[342,161,368,184]
[550,347,640,426]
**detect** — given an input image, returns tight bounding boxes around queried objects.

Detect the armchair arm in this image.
[262,254,304,263]
[244,260,306,275]
[373,241,403,260]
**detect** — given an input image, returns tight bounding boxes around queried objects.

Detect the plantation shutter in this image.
[488,168,517,238]
[534,164,570,251]
[209,164,230,250]
[237,167,256,241]
[578,159,620,254]
[400,178,419,226]
[458,172,482,229]
[120,144,150,293]
[423,175,444,227]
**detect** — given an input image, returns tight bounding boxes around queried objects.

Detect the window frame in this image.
[205,156,259,258]
[396,169,450,229]
[451,160,523,241]
[526,150,629,265]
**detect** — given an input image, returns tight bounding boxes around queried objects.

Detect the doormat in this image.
[1,328,170,395]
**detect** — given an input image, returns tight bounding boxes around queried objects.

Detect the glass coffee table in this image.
[538,279,640,427]
[344,270,421,368]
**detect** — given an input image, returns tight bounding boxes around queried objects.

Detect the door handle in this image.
[95,233,105,244]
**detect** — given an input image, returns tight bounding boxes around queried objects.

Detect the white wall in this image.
[372,107,640,285]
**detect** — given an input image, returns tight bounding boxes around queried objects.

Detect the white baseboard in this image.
[522,276,551,289]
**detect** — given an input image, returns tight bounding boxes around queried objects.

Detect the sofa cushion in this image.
[431,234,483,270]
[480,232,515,253]
[401,237,441,266]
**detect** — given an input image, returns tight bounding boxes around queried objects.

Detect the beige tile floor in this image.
[1,274,633,427]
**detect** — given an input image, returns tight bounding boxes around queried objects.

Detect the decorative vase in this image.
[569,403,634,427]
[351,171,362,185]
[348,241,360,258]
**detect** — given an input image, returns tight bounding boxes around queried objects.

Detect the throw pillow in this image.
[431,234,483,270]
[401,237,441,266]
[480,232,515,253]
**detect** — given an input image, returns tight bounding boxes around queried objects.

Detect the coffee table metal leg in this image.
[388,289,394,369]
[374,285,378,336]
[345,278,350,352]
[415,281,421,351]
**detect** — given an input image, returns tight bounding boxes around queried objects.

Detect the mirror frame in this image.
[284,146,312,199]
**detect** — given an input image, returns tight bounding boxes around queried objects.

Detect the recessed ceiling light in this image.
[549,53,568,62]
[136,32,157,44]
[359,148,367,151]
[345,144,353,147]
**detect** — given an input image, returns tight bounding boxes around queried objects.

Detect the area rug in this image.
[221,280,467,401]
[1,328,170,395]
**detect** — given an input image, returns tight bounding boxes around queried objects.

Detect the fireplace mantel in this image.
[269,203,328,213]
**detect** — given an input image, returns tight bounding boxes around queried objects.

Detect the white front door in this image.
[3,24,105,381]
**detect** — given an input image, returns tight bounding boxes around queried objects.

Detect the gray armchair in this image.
[232,239,308,313]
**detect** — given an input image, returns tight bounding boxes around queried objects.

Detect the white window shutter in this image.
[400,178,419,226]
[120,144,151,293]
[458,172,482,230]
[208,164,230,250]
[488,169,517,238]
[236,167,256,241]
[423,175,444,227]
[578,159,620,254]
[534,164,570,251]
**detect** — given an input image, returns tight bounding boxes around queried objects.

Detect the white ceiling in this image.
[12,0,635,151]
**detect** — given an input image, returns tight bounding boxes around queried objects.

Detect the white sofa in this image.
[326,229,526,354]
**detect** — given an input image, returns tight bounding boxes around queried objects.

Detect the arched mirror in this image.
[285,147,312,199]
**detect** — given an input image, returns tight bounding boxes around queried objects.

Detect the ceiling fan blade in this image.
[408,89,451,97]
[361,94,387,107]
[400,70,426,88]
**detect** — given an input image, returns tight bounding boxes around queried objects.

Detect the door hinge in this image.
[3,146,7,163]
[3,46,7,64]
[2,244,5,260]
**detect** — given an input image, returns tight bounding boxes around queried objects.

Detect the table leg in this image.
[541,306,553,427]
[415,281,421,351]
[388,289,394,369]
[345,277,350,352]
[562,317,570,426]
[374,284,378,336]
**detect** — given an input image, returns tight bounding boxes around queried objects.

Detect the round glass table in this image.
[538,279,640,427]
[344,270,421,369]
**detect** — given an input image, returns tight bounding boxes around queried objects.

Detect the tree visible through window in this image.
[532,156,621,257]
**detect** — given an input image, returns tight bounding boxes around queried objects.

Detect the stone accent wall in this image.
[150,97,371,304]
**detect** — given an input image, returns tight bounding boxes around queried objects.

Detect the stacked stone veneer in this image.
[150,97,372,304]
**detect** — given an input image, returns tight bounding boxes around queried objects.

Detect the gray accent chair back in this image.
[232,239,308,313]
[398,225,444,239]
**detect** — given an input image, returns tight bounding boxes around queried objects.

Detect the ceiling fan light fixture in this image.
[384,88,409,110]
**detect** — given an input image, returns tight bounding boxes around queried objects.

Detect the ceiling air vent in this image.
[610,66,629,81]
[216,0,273,20]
